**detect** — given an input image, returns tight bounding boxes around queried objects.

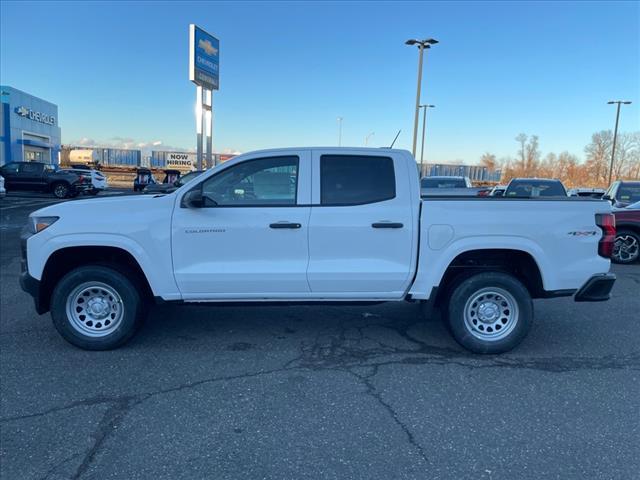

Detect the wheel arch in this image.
[431,248,547,308]
[39,246,154,313]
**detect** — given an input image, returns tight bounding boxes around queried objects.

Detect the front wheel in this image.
[612,230,640,264]
[50,265,145,350]
[52,182,70,199]
[447,272,533,354]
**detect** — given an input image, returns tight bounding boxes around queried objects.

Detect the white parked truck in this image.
[20,148,617,353]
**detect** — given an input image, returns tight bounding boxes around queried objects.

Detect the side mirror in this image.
[182,188,204,208]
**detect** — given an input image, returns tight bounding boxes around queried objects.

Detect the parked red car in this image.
[612,201,640,264]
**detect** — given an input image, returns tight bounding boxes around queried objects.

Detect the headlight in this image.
[28,216,59,234]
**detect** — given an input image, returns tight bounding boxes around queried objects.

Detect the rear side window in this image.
[321,155,395,205]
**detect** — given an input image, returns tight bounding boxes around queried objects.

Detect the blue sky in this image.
[1,0,638,162]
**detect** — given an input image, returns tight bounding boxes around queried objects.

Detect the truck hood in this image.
[32,193,173,218]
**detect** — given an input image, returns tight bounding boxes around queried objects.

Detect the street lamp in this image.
[607,100,632,185]
[337,116,343,146]
[406,38,438,158]
[365,131,375,146]
[419,104,435,175]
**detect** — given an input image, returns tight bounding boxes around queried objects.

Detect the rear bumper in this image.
[574,273,616,302]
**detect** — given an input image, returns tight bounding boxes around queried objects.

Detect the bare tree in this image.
[584,131,612,185]
[480,152,498,171]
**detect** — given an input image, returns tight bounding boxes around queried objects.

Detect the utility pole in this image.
[337,117,343,146]
[406,38,438,157]
[607,100,632,185]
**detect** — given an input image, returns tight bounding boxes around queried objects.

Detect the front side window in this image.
[19,163,42,174]
[201,156,298,206]
[617,183,640,203]
[321,155,395,205]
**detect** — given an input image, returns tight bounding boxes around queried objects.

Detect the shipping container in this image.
[92,148,141,166]
[424,163,501,183]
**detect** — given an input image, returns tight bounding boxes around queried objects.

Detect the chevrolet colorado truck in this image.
[20,148,617,353]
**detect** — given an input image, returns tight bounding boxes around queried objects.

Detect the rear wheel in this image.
[50,265,145,350]
[52,182,70,199]
[446,272,532,354]
[612,229,640,264]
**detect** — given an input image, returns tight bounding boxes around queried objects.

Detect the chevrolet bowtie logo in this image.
[15,106,29,117]
[198,39,218,56]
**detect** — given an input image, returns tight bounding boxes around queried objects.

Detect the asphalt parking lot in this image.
[1,192,639,480]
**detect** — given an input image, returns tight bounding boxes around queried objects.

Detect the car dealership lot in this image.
[1,195,639,480]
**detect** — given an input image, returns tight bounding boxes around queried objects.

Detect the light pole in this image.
[607,100,632,185]
[419,104,435,175]
[365,132,375,146]
[406,38,438,158]
[337,116,343,146]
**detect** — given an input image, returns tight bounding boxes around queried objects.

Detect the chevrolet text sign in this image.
[189,24,219,90]
[15,106,56,125]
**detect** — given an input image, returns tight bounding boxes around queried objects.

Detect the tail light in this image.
[595,213,616,258]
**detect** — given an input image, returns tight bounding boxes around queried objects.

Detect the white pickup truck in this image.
[20,148,616,353]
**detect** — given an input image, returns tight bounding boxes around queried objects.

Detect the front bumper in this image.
[19,228,47,314]
[574,273,616,302]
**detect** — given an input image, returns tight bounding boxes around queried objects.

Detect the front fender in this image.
[27,233,181,300]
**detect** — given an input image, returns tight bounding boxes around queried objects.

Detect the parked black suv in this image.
[0,162,91,198]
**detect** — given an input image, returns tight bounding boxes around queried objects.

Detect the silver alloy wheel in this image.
[65,281,124,337]
[54,184,68,198]
[463,287,519,341]
[613,234,639,263]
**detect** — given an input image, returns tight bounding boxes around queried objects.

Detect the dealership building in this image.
[0,86,61,166]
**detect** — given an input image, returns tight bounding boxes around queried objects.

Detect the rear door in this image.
[307,151,415,297]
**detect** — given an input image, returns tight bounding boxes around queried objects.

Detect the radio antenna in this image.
[389,130,401,148]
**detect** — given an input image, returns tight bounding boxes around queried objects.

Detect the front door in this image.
[306,151,416,297]
[17,162,44,190]
[172,151,312,299]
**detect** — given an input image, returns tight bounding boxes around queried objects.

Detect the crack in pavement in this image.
[347,365,431,466]
[3,314,639,478]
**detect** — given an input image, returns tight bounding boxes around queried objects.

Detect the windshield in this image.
[421,178,467,188]
[506,181,566,197]
[177,171,203,186]
[617,183,640,203]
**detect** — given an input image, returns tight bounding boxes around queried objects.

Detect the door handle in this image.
[372,222,403,229]
[270,222,302,229]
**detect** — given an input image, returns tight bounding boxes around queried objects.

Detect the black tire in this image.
[612,229,640,264]
[50,265,145,350]
[52,182,70,199]
[446,272,533,354]
[89,189,99,195]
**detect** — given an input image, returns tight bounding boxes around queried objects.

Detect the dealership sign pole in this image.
[189,24,219,170]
